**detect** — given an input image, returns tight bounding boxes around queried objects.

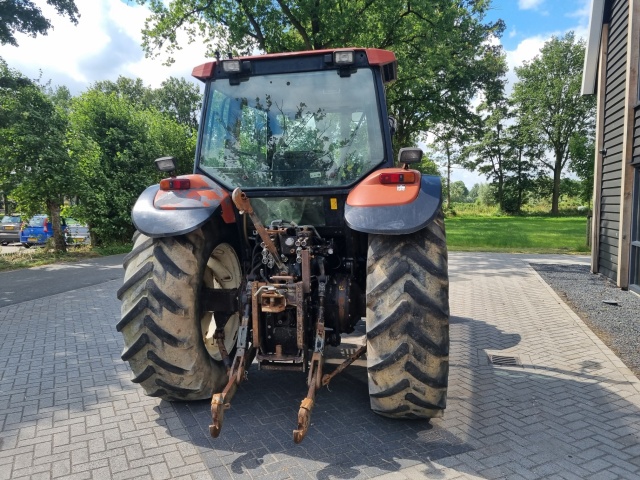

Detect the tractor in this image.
[117,48,449,443]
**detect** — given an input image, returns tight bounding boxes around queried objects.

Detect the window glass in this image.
[27,216,46,227]
[199,69,384,188]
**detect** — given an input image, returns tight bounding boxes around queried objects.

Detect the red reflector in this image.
[160,178,191,190]
[379,172,416,184]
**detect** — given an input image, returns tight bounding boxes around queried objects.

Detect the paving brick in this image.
[2,255,640,479]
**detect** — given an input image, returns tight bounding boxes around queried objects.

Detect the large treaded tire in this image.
[366,211,449,418]
[116,221,237,401]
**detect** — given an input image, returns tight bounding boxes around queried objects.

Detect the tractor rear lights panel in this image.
[160,178,191,191]
[379,172,416,185]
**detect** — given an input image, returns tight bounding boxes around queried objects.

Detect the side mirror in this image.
[155,156,177,175]
[398,147,423,168]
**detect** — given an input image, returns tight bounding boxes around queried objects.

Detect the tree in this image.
[500,120,540,213]
[429,126,466,207]
[449,181,469,203]
[0,60,74,251]
[511,32,596,215]
[93,75,202,130]
[461,97,510,211]
[136,0,505,151]
[155,77,202,130]
[468,183,480,203]
[69,85,197,245]
[568,131,595,206]
[92,77,156,109]
[0,0,79,46]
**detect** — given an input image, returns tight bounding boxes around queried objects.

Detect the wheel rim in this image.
[201,243,242,361]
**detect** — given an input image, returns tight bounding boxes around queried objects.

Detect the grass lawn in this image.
[0,216,589,272]
[0,244,131,272]
[445,216,590,254]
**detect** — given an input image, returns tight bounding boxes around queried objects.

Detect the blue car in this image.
[20,215,67,248]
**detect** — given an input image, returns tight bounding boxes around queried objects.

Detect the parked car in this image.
[20,215,67,248]
[65,218,91,246]
[0,214,22,245]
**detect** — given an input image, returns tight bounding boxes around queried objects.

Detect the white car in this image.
[65,218,91,245]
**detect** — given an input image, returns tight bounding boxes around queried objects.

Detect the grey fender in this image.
[345,175,442,235]
[132,184,225,238]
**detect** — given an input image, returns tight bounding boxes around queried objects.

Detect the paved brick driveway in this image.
[1,253,639,479]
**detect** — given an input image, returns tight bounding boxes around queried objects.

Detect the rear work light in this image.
[334,51,355,65]
[221,60,241,72]
[160,178,191,190]
[379,172,416,185]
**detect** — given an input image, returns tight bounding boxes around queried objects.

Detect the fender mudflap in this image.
[132,175,234,238]
[345,173,442,235]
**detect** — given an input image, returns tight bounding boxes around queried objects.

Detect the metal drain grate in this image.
[487,354,521,366]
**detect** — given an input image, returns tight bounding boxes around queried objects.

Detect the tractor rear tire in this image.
[116,220,241,401]
[366,212,449,418]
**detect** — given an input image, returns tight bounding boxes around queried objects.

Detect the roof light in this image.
[160,178,191,191]
[379,172,416,185]
[334,51,355,65]
[222,60,241,73]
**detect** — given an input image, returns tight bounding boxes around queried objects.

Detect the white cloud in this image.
[518,0,545,10]
[504,34,549,92]
[566,0,592,21]
[0,0,210,93]
[502,19,590,93]
[509,27,518,39]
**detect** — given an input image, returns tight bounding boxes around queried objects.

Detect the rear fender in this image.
[345,168,442,235]
[132,174,235,238]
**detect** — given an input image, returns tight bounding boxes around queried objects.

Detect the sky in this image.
[0,0,594,188]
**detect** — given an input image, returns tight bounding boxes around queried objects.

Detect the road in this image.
[0,253,125,306]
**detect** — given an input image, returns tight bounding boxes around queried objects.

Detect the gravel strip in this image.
[531,262,640,376]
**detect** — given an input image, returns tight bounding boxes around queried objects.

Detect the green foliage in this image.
[467,183,480,203]
[477,182,497,206]
[568,133,595,204]
[155,77,202,130]
[0,0,79,46]
[449,181,469,204]
[415,152,441,176]
[511,32,596,215]
[137,0,505,152]
[0,60,73,251]
[68,86,196,245]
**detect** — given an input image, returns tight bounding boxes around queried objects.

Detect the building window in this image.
[631,167,640,294]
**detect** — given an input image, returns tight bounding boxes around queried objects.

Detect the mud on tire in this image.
[116,221,239,401]
[366,212,449,418]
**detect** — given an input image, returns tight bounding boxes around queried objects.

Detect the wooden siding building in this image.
[583,0,640,293]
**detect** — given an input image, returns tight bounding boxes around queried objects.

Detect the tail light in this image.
[43,218,49,233]
[160,178,191,190]
[379,172,416,185]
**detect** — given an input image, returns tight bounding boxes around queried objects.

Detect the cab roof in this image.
[192,48,397,84]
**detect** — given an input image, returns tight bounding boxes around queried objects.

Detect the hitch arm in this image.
[231,188,287,273]
[209,292,252,438]
[292,277,327,443]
